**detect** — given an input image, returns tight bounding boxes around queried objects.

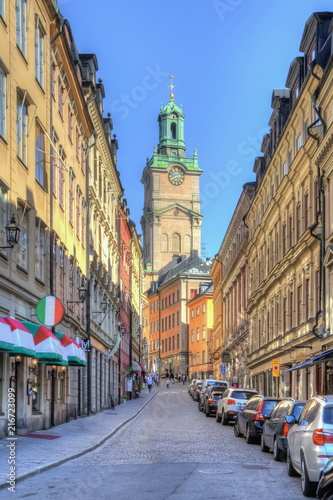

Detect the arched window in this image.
[170,122,177,139]
[171,233,181,253]
[161,233,168,252]
[184,234,191,253]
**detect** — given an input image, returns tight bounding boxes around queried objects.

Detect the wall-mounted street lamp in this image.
[67,277,87,304]
[0,215,21,250]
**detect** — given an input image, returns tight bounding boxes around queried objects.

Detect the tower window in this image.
[170,122,177,139]
[161,233,168,253]
[171,233,181,253]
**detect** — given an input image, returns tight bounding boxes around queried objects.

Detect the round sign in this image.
[36,296,65,326]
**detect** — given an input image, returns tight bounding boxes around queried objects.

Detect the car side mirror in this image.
[285,415,296,424]
[263,414,271,420]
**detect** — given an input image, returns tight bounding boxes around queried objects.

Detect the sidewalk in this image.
[0,389,157,490]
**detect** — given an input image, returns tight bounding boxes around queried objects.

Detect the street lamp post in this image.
[0,215,21,250]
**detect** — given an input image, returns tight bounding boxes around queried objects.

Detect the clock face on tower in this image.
[168,166,185,185]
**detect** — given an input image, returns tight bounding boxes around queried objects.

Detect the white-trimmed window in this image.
[76,187,81,239]
[196,327,200,341]
[51,130,58,197]
[0,64,7,139]
[0,184,8,253]
[17,206,28,270]
[35,16,45,87]
[68,168,74,226]
[296,134,302,152]
[35,123,45,186]
[81,197,86,247]
[16,0,27,57]
[202,325,206,339]
[17,92,28,164]
[35,219,45,282]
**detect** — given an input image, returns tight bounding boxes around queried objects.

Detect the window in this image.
[296,202,301,240]
[202,303,206,314]
[81,198,86,247]
[191,330,194,343]
[0,65,7,139]
[161,233,168,252]
[202,351,205,363]
[171,233,181,253]
[191,309,194,319]
[296,134,302,151]
[176,311,180,326]
[58,147,66,209]
[16,0,27,57]
[172,336,175,350]
[69,169,74,226]
[17,92,28,164]
[0,0,4,19]
[17,207,28,270]
[35,124,45,186]
[297,285,302,325]
[58,73,65,117]
[0,184,8,253]
[177,334,179,349]
[35,220,45,282]
[196,306,200,316]
[196,327,200,341]
[35,16,45,87]
[283,161,287,176]
[196,352,200,364]
[202,325,206,339]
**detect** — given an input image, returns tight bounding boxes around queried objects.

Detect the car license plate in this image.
[236,404,243,410]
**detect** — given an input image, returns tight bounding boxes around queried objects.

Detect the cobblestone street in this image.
[5,385,308,500]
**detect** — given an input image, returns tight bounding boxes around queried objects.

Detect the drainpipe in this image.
[308,89,327,338]
[85,130,98,415]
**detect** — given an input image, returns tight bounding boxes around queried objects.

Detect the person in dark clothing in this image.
[170,372,175,384]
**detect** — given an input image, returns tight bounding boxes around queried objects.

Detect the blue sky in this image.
[59,0,332,258]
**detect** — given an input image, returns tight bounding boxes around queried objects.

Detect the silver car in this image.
[286,395,333,497]
[216,388,258,424]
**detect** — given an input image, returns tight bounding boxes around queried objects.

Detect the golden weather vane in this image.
[168,75,175,98]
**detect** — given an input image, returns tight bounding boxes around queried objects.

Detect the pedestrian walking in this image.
[166,378,170,389]
[182,374,186,385]
[178,373,181,383]
[147,375,153,392]
[170,371,175,384]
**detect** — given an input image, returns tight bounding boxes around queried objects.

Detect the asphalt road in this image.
[3,384,309,500]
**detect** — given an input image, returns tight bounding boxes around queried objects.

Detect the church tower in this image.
[141,77,203,289]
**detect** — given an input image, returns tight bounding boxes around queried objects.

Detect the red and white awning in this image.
[55,331,87,366]
[23,322,64,364]
[3,317,36,357]
[0,317,15,352]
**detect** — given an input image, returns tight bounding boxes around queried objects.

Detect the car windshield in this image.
[262,400,280,414]
[232,392,256,400]
[323,406,333,424]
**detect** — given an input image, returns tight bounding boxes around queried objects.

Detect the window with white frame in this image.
[76,187,81,239]
[35,16,45,87]
[58,146,65,209]
[16,0,27,57]
[296,134,302,151]
[0,65,7,139]
[51,130,58,197]
[17,92,28,164]
[0,184,8,253]
[196,327,200,341]
[191,329,194,343]
[35,123,45,186]
[68,169,74,226]
[35,220,45,282]
[202,325,206,339]
[196,352,200,364]
[17,206,28,270]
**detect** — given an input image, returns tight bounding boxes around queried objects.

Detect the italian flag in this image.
[36,296,65,327]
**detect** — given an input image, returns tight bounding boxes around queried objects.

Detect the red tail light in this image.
[281,423,290,437]
[313,429,333,446]
[208,398,215,403]
[227,399,236,405]
[253,412,265,421]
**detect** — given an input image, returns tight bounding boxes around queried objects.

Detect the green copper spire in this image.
[157,76,185,156]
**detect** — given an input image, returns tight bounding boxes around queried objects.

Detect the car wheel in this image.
[273,438,283,462]
[286,448,298,477]
[221,409,228,426]
[234,420,243,437]
[245,425,255,444]
[205,407,210,417]
[216,411,222,423]
[198,401,202,412]
[301,454,317,497]
[260,433,269,452]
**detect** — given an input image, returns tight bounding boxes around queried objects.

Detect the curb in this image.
[0,391,157,490]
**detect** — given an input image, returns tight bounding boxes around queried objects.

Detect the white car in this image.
[286,395,333,497]
[216,388,258,425]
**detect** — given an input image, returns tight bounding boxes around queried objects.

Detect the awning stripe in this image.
[23,322,63,363]
[0,317,15,352]
[3,317,36,357]
[285,349,333,372]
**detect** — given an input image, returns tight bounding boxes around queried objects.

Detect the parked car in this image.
[201,379,229,394]
[317,456,333,500]
[234,395,283,444]
[198,382,229,412]
[260,399,306,461]
[203,386,225,417]
[188,379,197,396]
[216,388,258,425]
[192,381,203,401]
[286,395,333,497]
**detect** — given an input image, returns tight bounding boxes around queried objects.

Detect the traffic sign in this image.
[221,364,226,375]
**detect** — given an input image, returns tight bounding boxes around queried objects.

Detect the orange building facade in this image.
[187,285,214,380]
